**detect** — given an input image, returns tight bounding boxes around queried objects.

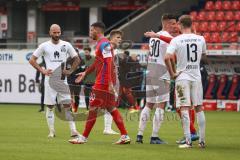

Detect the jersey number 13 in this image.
[187,43,197,62]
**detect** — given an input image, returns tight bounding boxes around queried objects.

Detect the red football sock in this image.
[189,109,196,134]
[110,109,128,135]
[82,108,97,138]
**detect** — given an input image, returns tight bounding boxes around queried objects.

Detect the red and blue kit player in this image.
[68,22,130,144]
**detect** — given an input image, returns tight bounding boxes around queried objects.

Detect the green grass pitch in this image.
[0,104,239,160]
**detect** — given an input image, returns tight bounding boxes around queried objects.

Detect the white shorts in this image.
[44,77,71,105]
[175,80,203,108]
[146,78,170,103]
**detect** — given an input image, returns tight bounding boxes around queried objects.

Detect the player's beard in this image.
[51,36,60,42]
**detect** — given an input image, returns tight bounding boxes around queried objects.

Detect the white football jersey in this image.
[33,40,77,71]
[147,30,172,80]
[166,33,207,81]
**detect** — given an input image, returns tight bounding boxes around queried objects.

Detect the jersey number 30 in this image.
[150,39,160,57]
[187,43,197,62]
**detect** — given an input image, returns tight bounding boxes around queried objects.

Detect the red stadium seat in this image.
[205,1,214,10]
[190,11,198,21]
[199,22,208,32]
[206,11,215,21]
[215,11,224,21]
[218,21,227,31]
[232,1,240,10]
[227,21,235,32]
[203,32,211,43]
[214,1,222,10]
[234,11,240,20]
[228,75,239,100]
[217,75,228,100]
[205,74,217,99]
[209,21,217,32]
[222,1,231,10]
[192,22,200,32]
[211,32,221,43]
[229,32,238,42]
[225,11,234,21]
[236,21,240,31]
[222,32,230,42]
[198,11,206,21]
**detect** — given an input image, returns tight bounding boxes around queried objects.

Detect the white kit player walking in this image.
[29,24,80,138]
[165,15,206,148]
[136,14,177,144]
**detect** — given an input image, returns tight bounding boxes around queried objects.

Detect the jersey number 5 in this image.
[187,43,197,62]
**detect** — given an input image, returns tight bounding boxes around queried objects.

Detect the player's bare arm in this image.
[144,31,172,43]
[164,53,179,79]
[29,55,52,76]
[144,31,159,38]
[171,54,177,74]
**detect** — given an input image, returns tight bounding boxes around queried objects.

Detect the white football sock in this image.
[64,108,77,133]
[181,110,191,144]
[46,107,55,132]
[152,107,164,137]
[104,111,113,131]
[197,111,206,143]
[138,106,151,136]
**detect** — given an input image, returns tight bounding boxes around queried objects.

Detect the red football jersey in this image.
[85,37,116,91]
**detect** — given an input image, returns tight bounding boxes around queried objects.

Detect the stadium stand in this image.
[191,0,240,50]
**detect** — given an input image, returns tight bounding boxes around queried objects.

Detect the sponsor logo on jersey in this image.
[54,51,60,59]
[103,44,111,54]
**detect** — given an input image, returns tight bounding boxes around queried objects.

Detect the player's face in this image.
[111,34,122,47]
[89,26,98,40]
[50,27,61,42]
[167,19,177,35]
[171,24,181,37]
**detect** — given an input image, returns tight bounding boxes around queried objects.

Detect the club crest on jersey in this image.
[60,45,66,52]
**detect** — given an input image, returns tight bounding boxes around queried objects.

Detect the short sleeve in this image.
[67,42,78,58]
[100,42,112,58]
[202,37,207,55]
[33,44,44,58]
[166,38,177,55]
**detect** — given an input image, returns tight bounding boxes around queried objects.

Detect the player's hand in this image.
[42,69,52,76]
[75,72,86,83]
[62,69,72,77]
[144,31,159,38]
[171,71,182,80]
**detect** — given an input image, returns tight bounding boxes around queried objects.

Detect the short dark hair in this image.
[110,30,123,39]
[179,15,192,28]
[91,22,106,32]
[83,47,91,52]
[161,13,177,21]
